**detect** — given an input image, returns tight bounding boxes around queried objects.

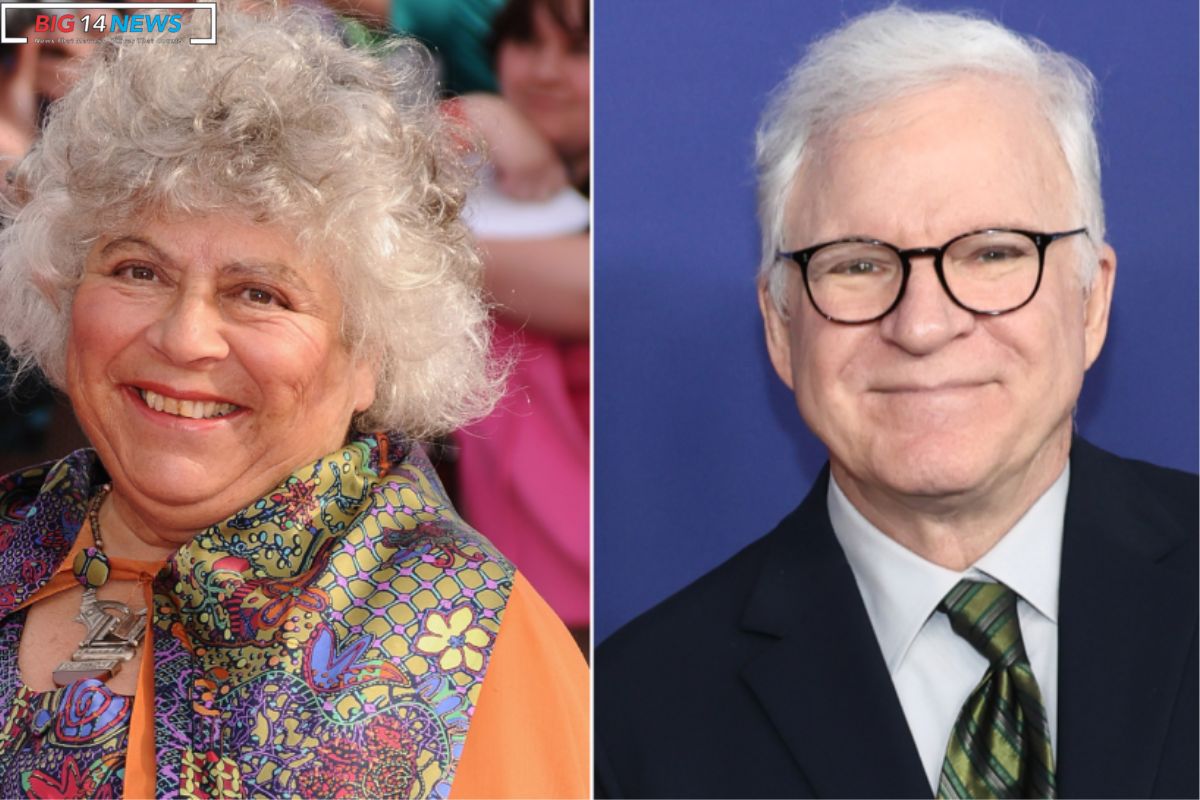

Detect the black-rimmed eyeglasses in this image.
[777,227,1088,324]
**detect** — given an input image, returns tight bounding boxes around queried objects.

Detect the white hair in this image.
[0,6,503,439]
[755,5,1105,310]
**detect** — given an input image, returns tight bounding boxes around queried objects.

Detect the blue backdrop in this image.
[594,0,1199,642]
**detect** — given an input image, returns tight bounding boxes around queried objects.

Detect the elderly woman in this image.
[0,7,587,798]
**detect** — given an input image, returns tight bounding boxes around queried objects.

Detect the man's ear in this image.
[1083,243,1116,371]
[758,280,797,391]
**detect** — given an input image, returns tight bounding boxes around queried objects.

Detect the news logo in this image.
[34,12,182,34]
[1,3,216,44]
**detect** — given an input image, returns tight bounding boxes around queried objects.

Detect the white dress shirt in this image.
[828,467,1067,793]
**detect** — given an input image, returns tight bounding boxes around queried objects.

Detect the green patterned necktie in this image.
[937,580,1056,799]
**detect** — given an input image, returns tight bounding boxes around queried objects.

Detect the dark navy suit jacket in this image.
[596,439,1198,798]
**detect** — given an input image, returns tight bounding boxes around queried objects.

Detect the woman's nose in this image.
[146,291,230,364]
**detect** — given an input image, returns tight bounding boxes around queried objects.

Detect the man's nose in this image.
[877,256,975,354]
[145,291,230,364]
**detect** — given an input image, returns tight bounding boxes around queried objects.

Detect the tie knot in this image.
[939,580,1026,667]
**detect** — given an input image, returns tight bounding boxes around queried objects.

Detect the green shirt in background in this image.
[390,0,503,95]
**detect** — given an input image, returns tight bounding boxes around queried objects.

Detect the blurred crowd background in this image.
[0,0,590,649]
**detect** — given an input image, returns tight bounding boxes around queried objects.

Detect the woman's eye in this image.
[116,264,157,281]
[241,286,284,307]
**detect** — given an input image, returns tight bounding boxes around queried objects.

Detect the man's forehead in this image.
[823,75,1039,140]
[784,76,1075,243]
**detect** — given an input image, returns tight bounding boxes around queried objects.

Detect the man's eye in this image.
[979,249,1015,261]
[831,260,885,276]
[970,246,1029,263]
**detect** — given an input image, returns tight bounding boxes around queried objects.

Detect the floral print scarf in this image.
[0,433,514,798]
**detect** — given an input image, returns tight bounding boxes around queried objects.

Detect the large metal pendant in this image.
[52,588,147,687]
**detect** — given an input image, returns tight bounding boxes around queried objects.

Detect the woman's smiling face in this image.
[67,213,376,537]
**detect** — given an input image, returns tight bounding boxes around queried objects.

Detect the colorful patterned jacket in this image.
[0,432,587,798]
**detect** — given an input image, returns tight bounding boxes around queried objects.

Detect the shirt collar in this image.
[828,465,1067,674]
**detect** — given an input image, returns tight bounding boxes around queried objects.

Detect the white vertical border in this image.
[586,0,596,792]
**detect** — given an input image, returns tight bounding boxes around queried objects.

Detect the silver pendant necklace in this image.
[52,485,148,687]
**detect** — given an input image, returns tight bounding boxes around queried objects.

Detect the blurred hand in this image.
[455,93,568,201]
[0,40,40,145]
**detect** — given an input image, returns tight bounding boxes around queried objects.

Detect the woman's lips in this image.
[139,388,238,420]
[126,384,244,422]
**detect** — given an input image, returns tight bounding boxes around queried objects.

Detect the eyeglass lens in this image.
[806,230,1041,323]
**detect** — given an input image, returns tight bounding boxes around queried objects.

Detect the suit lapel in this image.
[1057,440,1197,798]
[739,471,931,798]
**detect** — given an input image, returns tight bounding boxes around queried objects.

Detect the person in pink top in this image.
[454,0,590,649]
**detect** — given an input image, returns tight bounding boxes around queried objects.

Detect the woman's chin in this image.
[108,456,255,526]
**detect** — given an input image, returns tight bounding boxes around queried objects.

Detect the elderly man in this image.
[595,6,1197,799]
